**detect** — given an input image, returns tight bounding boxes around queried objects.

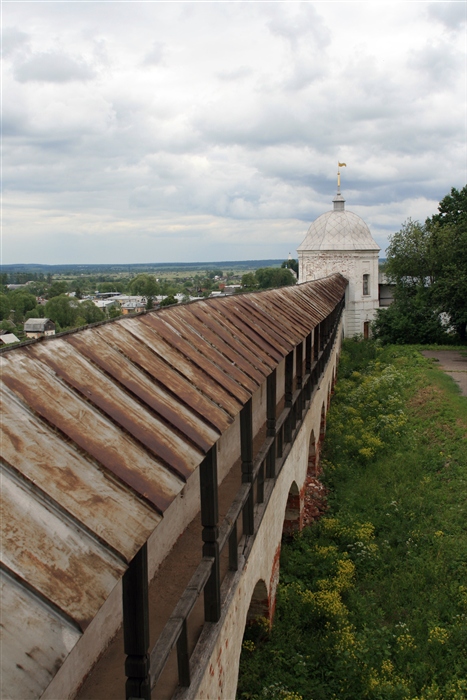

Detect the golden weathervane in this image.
[337,162,347,188]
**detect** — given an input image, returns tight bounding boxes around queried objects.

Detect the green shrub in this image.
[237,341,467,700]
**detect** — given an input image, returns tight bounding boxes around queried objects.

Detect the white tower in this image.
[297,177,380,337]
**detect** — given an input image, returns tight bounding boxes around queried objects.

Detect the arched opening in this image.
[308,430,317,476]
[246,579,269,622]
[319,402,326,442]
[283,481,301,537]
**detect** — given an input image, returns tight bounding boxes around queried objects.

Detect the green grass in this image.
[237,341,467,700]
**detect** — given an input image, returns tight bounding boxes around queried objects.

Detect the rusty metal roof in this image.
[0,273,347,699]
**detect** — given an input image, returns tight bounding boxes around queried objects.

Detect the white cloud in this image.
[2,1,466,264]
[14,51,95,83]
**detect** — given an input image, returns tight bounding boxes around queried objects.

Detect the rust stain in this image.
[0,274,347,695]
[95,323,231,433]
[141,314,250,404]
[66,333,216,453]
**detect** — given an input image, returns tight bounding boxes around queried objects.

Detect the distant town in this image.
[0,259,301,345]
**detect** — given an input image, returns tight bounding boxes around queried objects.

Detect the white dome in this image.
[298,193,380,252]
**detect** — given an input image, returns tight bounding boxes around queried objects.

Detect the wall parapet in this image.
[127,296,345,699]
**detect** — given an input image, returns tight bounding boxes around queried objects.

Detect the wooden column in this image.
[296,341,303,419]
[266,369,277,478]
[305,332,312,401]
[123,543,151,700]
[200,447,221,622]
[314,325,320,361]
[241,399,254,536]
[284,350,294,443]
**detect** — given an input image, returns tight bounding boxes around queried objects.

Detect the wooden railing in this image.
[124,296,345,700]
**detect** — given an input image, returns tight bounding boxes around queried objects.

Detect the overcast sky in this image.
[2,1,466,265]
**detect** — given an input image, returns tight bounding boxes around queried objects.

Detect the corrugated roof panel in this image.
[141,314,252,404]
[187,303,272,377]
[223,296,296,351]
[120,316,242,417]
[1,386,160,562]
[1,354,183,514]
[172,307,265,385]
[65,331,219,453]
[0,274,348,700]
[2,467,125,630]
[214,296,291,357]
[158,307,260,393]
[27,341,203,481]
[93,322,230,434]
[1,570,81,700]
[195,301,280,368]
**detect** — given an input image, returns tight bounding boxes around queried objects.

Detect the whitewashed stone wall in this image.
[299,250,379,337]
[184,321,342,700]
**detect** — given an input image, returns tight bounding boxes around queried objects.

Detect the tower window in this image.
[363,274,370,296]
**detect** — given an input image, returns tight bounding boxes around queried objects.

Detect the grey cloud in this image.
[409,42,462,87]
[143,41,165,66]
[427,2,466,29]
[2,27,29,57]
[217,66,252,82]
[14,51,95,83]
[267,4,330,50]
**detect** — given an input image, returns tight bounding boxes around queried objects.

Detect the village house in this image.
[121,301,146,315]
[23,318,56,339]
[0,331,21,346]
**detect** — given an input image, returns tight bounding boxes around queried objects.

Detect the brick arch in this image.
[320,402,326,442]
[246,579,269,622]
[307,429,318,476]
[283,481,302,536]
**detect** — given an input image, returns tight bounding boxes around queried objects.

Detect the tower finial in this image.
[337,161,346,191]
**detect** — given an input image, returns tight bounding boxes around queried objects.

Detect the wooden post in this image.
[266,369,276,478]
[296,341,303,419]
[284,350,294,443]
[229,521,238,571]
[305,332,312,401]
[200,447,221,622]
[123,543,151,700]
[241,399,254,536]
[314,325,320,361]
[176,620,190,687]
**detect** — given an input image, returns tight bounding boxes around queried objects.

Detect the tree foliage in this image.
[374,186,467,343]
[45,295,81,328]
[281,258,299,275]
[241,267,296,291]
[128,274,160,298]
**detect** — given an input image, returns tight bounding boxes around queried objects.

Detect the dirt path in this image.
[421,350,467,397]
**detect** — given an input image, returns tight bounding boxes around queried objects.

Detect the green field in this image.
[237,341,467,700]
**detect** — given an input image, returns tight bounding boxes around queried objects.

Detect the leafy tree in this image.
[45,295,80,328]
[79,300,105,324]
[109,305,122,319]
[373,290,447,345]
[428,186,467,340]
[25,306,45,321]
[97,281,127,293]
[8,291,37,323]
[281,258,299,274]
[47,281,69,299]
[159,295,177,307]
[384,219,435,287]
[0,294,11,321]
[128,274,160,298]
[255,267,296,289]
[374,187,467,344]
[241,272,257,290]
